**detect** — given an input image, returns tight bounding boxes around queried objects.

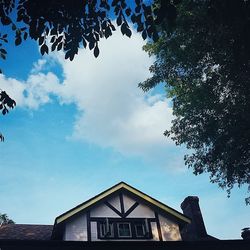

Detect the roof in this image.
[0,224,53,240]
[55,181,191,225]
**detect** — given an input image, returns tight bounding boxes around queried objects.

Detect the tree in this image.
[0,213,15,226]
[0,90,16,141]
[140,0,250,204]
[0,0,182,62]
[0,0,180,140]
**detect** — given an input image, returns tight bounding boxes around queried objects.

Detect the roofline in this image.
[55,182,191,224]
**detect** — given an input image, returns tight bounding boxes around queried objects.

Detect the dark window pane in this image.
[99,221,114,238]
[118,223,131,237]
[135,223,145,237]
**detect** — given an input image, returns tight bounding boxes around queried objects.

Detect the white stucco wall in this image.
[107,195,121,212]
[151,221,160,241]
[90,221,99,241]
[123,194,136,212]
[127,203,155,218]
[63,213,87,241]
[158,214,182,241]
[90,203,119,217]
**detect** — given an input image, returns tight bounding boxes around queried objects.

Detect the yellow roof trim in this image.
[56,182,191,224]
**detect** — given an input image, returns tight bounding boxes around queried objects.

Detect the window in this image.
[117,222,131,237]
[135,223,145,237]
[99,219,114,238]
[97,218,152,240]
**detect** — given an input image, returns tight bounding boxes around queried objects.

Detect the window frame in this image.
[99,220,114,238]
[117,222,132,238]
[97,218,152,240]
[134,222,146,238]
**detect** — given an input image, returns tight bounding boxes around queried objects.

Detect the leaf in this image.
[51,42,57,51]
[2,108,8,115]
[15,36,22,46]
[50,27,57,36]
[0,53,6,60]
[135,6,141,13]
[121,23,126,35]
[125,8,131,16]
[57,42,63,51]
[104,27,111,38]
[0,49,7,54]
[69,53,74,61]
[110,24,116,31]
[117,15,122,26]
[125,27,132,38]
[137,23,144,32]
[38,36,44,45]
[65,50,71,60]
[23,16,29,24]
[82,38,87,48]
[40,44,49,55]
[152,31,159,42]
[131,14,136,23]
[57,36,63,43]
[142,29,147,40]
[89,41,95,50]
[111,0,119,7]
[1,17,11,25]
[121,23,131,37]
[0,134,4,142]
[23,32,28,40]
[50,36,55,43]
[94,45,99,58]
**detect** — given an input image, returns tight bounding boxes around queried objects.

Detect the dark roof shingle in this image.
[0,224,53,240]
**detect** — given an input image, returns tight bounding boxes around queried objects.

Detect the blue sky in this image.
[0,27,249,240]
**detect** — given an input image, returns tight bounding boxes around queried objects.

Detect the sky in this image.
[0,25,249,240]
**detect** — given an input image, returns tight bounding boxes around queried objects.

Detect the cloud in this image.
[0,72,60,109]
[30,59,47,74]
[0,29,185,169]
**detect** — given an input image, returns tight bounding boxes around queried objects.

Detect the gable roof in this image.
[0,224,53,240]
[55,182,191,225]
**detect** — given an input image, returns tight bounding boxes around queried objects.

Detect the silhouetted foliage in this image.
[0,213,15,226]
[241,227,250,240]
[0,0,181,62]
[0,90,16,141]
[0,0,181,140]
[140,0,250,204]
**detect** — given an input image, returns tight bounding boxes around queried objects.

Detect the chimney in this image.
[180,196,207,240]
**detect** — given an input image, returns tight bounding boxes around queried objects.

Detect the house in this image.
[0,182,216,241]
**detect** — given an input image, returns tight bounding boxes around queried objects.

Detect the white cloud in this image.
[0,72,60,109]
[30,59,47,74]
[0,29,185,169]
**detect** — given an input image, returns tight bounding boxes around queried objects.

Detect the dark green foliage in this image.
[0,213,15,225]
[140,0,250,204]
[0,0,182,61]
[0,90,16,141]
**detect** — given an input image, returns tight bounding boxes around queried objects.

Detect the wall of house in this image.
[63,213,87,241]
[158,215,182,241]
[63,193,182,241]
[90,203,119,217]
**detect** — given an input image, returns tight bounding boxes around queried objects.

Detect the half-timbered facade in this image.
[51,182,191,241]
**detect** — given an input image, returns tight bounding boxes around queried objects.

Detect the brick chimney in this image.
[180,196,207,240]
